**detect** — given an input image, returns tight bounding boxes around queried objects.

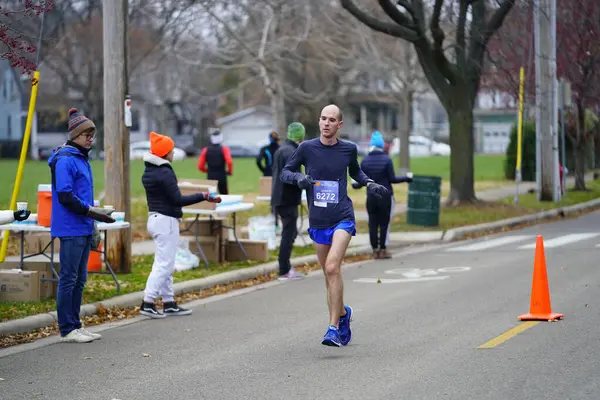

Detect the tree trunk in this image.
[398,90,413,175]
[270,79,287,137]
[445,105,477,205]
[573,141,587,190]
[572,102,587,191]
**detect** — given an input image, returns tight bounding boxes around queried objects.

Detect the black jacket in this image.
[142,153,206,219]
[357,149,410,195]
[271,139,302,207]
[256,142,280,177]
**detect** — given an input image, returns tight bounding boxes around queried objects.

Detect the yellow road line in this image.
[477,321,540,349]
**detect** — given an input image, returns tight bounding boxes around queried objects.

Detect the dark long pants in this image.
[366,195,392,250]
[275,205,298,275]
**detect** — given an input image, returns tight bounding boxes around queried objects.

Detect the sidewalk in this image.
[354,175,590,221]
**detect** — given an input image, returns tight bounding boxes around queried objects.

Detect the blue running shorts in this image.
[308,220,356,245]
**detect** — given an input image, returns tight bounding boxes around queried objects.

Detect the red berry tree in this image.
[0,0,54,75]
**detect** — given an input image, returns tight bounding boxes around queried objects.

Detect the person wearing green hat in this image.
[271,122,307,280]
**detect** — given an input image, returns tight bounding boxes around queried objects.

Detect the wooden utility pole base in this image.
[103,0,131,273]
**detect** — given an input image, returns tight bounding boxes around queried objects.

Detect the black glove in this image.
[87,207,116,223]
[351,182,361,190]
[297,174,315,190]
[366,181,389,198]
[13,209,31,221]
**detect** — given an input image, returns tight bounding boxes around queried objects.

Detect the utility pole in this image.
[534,0,557,201]
[103,0,132,273]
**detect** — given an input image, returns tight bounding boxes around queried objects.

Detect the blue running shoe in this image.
[321,325,342,347]
[339,305,353,346]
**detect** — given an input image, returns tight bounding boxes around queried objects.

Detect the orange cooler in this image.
[37,184,52,227]
[88,243,103,271]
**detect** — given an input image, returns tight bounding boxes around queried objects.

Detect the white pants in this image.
[143,213,179,303]
[385,196,395,247]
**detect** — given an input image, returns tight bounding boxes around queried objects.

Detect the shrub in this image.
[504,120,537,181]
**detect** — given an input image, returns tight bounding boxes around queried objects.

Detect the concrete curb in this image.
[0,245,373,337]
[443,197,600,241]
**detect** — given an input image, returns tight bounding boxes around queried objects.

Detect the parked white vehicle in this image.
[390,135,451,157]
[130,141,187,161]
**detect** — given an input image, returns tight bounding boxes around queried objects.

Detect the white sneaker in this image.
[60,329,94,343]
[78,328,102,340]
[278,268,305,281]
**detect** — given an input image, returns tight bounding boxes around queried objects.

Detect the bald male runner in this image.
[281,104,389,347]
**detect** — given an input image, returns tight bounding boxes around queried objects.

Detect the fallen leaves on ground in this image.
[0,254,372,349]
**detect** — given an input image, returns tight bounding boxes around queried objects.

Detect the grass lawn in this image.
[354,179,600,233]
[0,154,507,210]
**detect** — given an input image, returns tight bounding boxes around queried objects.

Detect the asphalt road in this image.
[2,211,600,399]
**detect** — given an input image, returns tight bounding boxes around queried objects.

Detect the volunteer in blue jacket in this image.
[352,131,412,259]
[140,131,222,319]
[281,104,389,347]
[49,108,116,343]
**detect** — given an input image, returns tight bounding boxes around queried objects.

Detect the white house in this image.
[215,106,275,145]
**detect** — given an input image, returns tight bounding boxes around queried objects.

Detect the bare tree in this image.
[34,0,194,148]
[341,0,516,204]
[182,0,366,137]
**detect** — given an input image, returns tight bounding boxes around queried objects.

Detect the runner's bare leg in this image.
[317,230,352,327]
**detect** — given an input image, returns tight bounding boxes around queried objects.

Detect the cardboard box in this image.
[260,177,272,197]
[179,217,227,242]
[179,178,218,187]
[226,239,269,262]
[0,269,41,302]
[189,236,221,263]
[24,232,59,254]
[0,261,58,299]
[179,183,218,210]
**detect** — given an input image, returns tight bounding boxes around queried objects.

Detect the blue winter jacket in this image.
[48,144,94,238]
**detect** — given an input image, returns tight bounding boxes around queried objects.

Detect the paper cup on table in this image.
[112,212,125,221]
[17,202,28,211]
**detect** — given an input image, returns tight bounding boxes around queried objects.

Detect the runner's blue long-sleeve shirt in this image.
[280,138,372,229]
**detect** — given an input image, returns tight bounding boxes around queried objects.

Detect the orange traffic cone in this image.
[518,235,564,321]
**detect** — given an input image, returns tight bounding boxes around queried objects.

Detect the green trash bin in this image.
[406,175,442,227]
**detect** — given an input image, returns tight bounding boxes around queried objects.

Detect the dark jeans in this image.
[217,178,228,195]
[57,235,92,337]
[276,205,298,275]
[366,195,392,250]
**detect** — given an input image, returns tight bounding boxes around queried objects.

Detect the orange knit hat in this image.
[150,131,175,157]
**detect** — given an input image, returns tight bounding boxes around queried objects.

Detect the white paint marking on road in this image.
[518,233,600,249]
[446,235,534,252]
[353,276,450,284]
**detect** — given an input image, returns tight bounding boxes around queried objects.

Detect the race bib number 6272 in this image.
[313,180,339,207]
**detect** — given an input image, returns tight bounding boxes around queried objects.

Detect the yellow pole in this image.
[0,71,41,262]
[516,67,525,172]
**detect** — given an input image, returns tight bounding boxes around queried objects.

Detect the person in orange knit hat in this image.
[140,131,222,318]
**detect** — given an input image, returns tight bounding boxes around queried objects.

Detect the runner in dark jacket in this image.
[271,122,306,280]
[256,131,280,177]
